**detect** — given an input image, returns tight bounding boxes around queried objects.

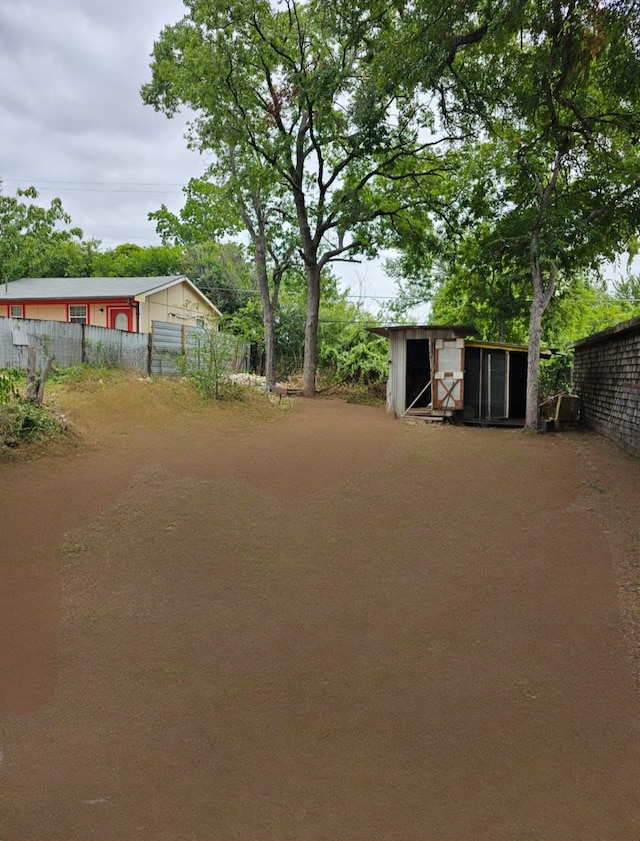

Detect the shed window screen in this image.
[69,305,87,324]
[9,305,23,318]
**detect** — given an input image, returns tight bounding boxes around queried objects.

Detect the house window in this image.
[69,304,88,324]
[9,305,24,318]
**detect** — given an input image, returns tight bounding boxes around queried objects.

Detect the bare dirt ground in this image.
[1,376,640,841]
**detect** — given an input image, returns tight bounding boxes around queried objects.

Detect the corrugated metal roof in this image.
[0,275,189,300]
[369,324,475,337]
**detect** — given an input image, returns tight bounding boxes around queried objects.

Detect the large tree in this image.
[150,156,299,390]
[385,0,640,428]
[141,0,448,395]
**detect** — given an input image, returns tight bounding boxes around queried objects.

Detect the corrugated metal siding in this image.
[150,320,185,376]
[0,317,83,369]
[385,327,465,416]
[83,325,149,373]
[150,321,249,376]
[0,316,249,379]
[389,332,406,415]
[0,317,149,374]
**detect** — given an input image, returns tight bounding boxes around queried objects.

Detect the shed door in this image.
[433,339,464,410]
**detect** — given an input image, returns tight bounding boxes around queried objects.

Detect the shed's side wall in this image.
[572,329,640,454]
[387,328,461,415]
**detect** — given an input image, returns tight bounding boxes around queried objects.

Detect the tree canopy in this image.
[0,186,88,282]
[376,0,640,427]
[141,0,451,394]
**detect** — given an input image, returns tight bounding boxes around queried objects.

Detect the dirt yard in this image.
[1,376,640,840]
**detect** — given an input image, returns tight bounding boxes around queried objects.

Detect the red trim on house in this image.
[1,299,136,330]
[11,298,131,308]
[107,306,133,331]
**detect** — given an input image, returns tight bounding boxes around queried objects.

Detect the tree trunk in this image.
[26,347,53,407]
[525,292,544,431]
[524,241,556,431]
[253,235,279,393]
[302,263,321,397]
[262,299,277,392]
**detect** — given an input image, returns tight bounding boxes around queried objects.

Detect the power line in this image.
[3,178,185,187]
[2,179,184,195]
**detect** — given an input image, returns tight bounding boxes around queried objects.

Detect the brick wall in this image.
[572,316,640,455]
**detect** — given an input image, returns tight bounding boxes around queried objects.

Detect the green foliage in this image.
[225,296,309,379]
[0,186,86,281]
[379,1,640,426]
[178,241,254,314]
[273,299,307,378]
[178,326,241,400]
[0,366,64,449]
[90,243,184,277]
[539,354,573,401]
[0,400,63,447]
[49,363,122,387]
[141,0,451,393]
[84,341,122,369]
[318,298,387,385]
[0,400,63,445]
[0,369,20,405]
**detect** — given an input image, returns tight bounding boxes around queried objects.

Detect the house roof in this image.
[0,275,221,314]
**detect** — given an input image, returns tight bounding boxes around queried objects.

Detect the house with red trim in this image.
[0,275,221,332]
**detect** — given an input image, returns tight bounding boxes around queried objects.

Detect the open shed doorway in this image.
[405,339,432,412]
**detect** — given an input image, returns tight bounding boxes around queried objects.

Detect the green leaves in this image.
[0,186,87,282]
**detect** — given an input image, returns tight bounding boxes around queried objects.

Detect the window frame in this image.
[68,304,88,324]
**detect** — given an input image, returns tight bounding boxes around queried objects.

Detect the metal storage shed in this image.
[370,325,542,425]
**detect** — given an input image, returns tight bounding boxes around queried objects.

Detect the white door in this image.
[433,339,464,410]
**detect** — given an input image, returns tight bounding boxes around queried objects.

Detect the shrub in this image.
[0,400,64,448]
[539,353,573,400]
[0,369,21,405]
[179,327,240,400]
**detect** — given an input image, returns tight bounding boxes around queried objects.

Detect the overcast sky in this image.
[0,0,404,311]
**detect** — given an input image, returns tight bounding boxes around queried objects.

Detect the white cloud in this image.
[0,0,200,246]
[0,0,399,309]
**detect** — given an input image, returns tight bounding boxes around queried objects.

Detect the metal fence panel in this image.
[0,318,83,370]
[0,317,248,378]
[150,321,249,376]
[0,317,149,374]
[83,325,149,374]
